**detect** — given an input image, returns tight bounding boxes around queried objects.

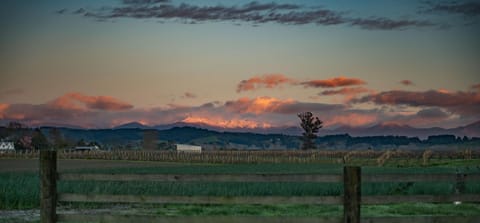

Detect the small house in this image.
[176,144,202,153]
[73,145,100,152]
[0,141,15,152]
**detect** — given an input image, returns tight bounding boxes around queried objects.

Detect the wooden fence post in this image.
[455,171,466,194]
[344,166,361,223]
[40,150,57,223]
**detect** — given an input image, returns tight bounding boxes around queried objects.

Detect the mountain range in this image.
[114,120,480,139]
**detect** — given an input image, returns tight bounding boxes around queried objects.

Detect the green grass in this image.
[0,172,39,209]
[56,203,480,217]
[150,204,343,217]
[64,160,480,174]
[151,203,480,217]
[1,159,480,219]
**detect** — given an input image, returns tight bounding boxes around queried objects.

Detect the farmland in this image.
[1,154,480,222]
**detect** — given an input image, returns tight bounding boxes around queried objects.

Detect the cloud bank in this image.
[1,81,479,129]
[352,89,480,115]
[423,1,480,17]
[64,1,437,30]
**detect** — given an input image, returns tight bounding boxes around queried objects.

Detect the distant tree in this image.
[143,129,158,151]
[31,128,50,150]
[76,139,87,146]
[4,121,28,140]
[49,128,68,150]
[297,112,323,150]
[7,121,27,129]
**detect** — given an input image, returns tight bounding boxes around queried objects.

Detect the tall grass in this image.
[0,173,39,209]
[2,162,480,209]
[1,150,479,164]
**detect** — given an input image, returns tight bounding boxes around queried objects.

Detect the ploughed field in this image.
[1,157,480,222]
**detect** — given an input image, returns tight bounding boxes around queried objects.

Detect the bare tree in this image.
[297,112,323,150]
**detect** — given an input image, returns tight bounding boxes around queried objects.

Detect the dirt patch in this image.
[0,205,137,222]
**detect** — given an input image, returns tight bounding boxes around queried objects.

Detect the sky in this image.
[0,0,479,130]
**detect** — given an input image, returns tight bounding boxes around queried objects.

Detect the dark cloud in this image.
[352,89,480,115]
[274,102,345,115]
[416,107,450,119]
[93,1,304,21]
[349,17,434,30]
[73,8,86,14]
[55,8,68,14]
[400,80,414,86]
[319,87,370,96]
[423,1,480,17]
[471,83,480,90]
[182,92,197,99]
[123,0,170,5]
[301,77,366,88]
[66,1,435,30]
[0,88,24,98]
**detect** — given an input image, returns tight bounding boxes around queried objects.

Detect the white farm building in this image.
[176,144,202,153]
[0,141,15,151]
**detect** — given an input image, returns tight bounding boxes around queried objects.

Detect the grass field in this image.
[1,158,480,222]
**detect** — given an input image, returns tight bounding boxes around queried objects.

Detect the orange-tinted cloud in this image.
[225,96,345,115]
[237,74,296,92]
[50,92,133,111]
[399,80,414,86]
[0,103,10,119]
[183,116,272,129]
[225,96,296,114]
[301,76,366,88]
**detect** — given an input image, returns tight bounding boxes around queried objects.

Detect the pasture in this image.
[1,155,480,223]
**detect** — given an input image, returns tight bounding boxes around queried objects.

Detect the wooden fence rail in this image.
[40,150,480,223]
[6,149,479,163]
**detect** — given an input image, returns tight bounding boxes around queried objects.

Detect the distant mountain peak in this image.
[114,122,150,129]
[376,122,412,128]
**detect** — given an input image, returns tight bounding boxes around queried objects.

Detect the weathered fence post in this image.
[40,150,57,223]
[455,171,466,194]
[344,166,361,223]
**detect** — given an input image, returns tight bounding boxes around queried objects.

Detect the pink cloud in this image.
[50,92,133,111]
[225,96,296,114]
[301,76,366,88]
[237,74,296,92]
[0,91,474,130]
[0,103,10,119]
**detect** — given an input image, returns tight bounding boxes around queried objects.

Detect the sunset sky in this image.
[1,0,479,129]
